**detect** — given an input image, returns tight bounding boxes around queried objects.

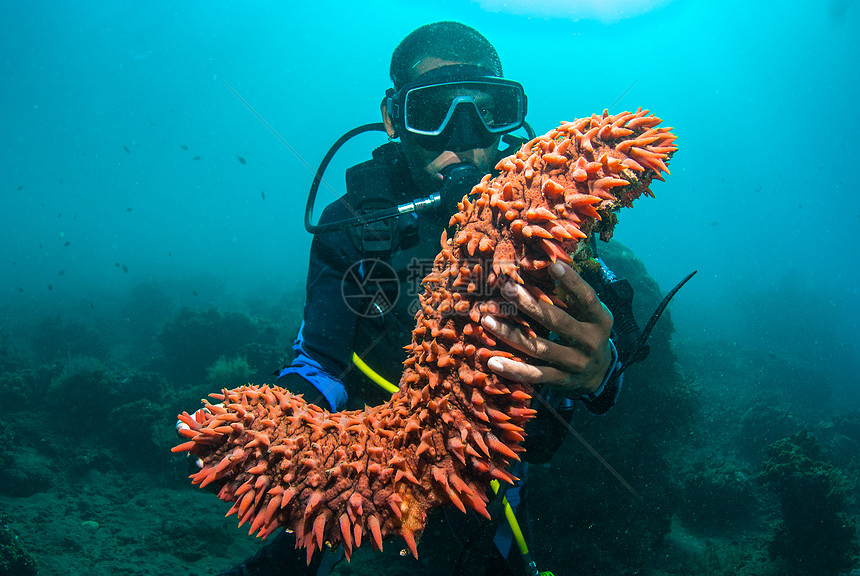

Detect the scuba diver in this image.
[212,21,646,576]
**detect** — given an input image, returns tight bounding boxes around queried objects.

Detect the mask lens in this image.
[403,80,524,135]
[403,85,451,133]
[485,84,521,128]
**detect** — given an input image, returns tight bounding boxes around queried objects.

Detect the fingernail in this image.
[549,262,565,278]
[482,315,497,330]
[488,357,504,372]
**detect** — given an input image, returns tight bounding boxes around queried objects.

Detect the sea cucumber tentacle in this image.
[173,110,676,561]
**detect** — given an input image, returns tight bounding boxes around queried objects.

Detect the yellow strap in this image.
[351,352,400,395]
[491,479,530,556]
[352,352,532,559]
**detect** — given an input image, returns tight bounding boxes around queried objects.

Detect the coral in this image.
[45,357,176,470]
[0,371,36,411]
[0,446,54,497]
[737,402,802,462]
[0,328,26,375]
[207,355,253,387]
[0,514,38,576]
[823,411,860,471]
[28,315,106,361]
[48,356,122,429]
[0,421,14,482]
[680,459,760,533]
[158,308,281,382]
[110,399,165,455]
[174,110,676,561]
[759,430,858,575]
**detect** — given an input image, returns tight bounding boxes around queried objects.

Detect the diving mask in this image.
[385,64,528,151]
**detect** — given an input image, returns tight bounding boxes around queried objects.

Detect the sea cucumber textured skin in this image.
[173,109,676,562]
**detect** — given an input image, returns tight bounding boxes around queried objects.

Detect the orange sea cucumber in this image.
[173,108,676,562]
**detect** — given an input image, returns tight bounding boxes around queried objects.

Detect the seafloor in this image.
[2,242,858,576]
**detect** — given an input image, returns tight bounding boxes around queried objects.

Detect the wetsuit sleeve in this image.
[580,338,623,415]
[277,201,362,412]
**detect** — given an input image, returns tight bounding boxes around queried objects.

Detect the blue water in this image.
[2,0,858,397]
[3,2,860,574]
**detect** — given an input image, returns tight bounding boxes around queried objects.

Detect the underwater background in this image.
[1,0,859,574]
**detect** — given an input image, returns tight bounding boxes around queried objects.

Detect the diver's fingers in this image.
[481,314,584,369]
[549,262,613,326]
[499,263,611,330]
[175,407,214,436]
[486,356,592,396]
[482,302,613,396]
[176,407,214,470]
[499,280,567,330]
[485,356,544,385]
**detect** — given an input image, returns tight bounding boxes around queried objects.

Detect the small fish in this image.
[58,270,65,276]
[168,251,172,257]
[237,155,246,165]
[193,155,201,161]
[17,185,23,191]
[18,288,23,293]
[126,207,133,212]
[123,145,130,154]
[57,213,62,218]
[48,284,53,291]
[114,262,120,268]
[63,240,70,247]
[180,144,189,150]
[122,264,129,273]
[261,190,266,200]
[90,302,94,309]
[192,290,198,296]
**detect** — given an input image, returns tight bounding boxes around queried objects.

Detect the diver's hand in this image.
[176,408,211,471]
[480,261,613,397]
